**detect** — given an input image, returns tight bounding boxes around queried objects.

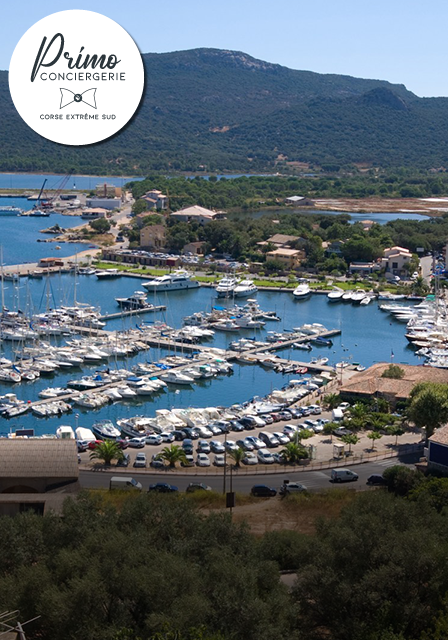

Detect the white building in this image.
[86,197,121,211]
[170,205,227,225]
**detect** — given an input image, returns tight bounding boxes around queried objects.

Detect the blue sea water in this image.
[0,210,89,266]
[0,276,420,436]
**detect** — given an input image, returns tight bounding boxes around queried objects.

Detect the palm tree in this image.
[280,442,308,465]
[156,445,187,468]
[89,440,124,466]
[323,393,340,410]
[349,403,367,420]
[228,447,245,468]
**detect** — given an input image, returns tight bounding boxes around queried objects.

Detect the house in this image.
[325,240,345,257]
[170,205,227,225]
[428,426,448,474]
[38,257,64,268]
[265,248,305,269]
[0,439,79,516]
[381,246,413,276]
[257,234,306,250]
[360,219,375,231]
[349,261,381,275]
[140,224,166,250]
[340,362,448,407]
[142,189,168,211]
[285,195,314,206]
[86,197,122,211]
[81,207,108,220]
[96,183,122,198]
[183,241,207,255]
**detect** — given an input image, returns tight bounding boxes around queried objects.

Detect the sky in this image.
[2,0,448,97]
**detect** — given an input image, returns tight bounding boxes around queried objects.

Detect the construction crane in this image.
[40,172,73,209]
[33,178,47,210]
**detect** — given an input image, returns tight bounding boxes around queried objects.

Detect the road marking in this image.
[376,459,403,467]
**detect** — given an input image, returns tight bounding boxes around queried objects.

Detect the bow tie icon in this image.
[60,88,97,109]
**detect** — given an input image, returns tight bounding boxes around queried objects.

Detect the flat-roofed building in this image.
[266,247,305,269]
[170,205,226,225]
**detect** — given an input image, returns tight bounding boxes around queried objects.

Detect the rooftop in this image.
[171,205,223,219]
[429,426,448,446]
[340,363,448,401]
[266,248,302,256]
[0,440,79,478]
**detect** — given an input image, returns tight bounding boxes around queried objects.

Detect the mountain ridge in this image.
[0,48,447,174]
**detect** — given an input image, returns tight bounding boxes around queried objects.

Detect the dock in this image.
[100,305,166,321]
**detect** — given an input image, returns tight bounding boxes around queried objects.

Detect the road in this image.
[79,453,419,493]
[420,255,433,283]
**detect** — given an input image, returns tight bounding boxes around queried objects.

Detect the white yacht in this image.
[0,206,21,216]
[96,269,121,279]
[351,289,367,304]
[160,371,195,385]
[233,279,258,298]
[293,283,311,300]
[142,270,199,292]
[215,277,238,298]
[115,291,153,309]
[327,288,344,302]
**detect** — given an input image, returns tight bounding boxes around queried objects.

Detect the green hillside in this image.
[1,48,448,174]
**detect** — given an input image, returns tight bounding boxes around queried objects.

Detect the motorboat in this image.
[215,276,238,298]
[92,420,121,440]
[160,371,195,385]
[96,269,121,279]
[327,288,344,302]
[115,291,153,310]
[142,270,199,292]
[0,206,21,216]
[342,291,354,301]
[351,289,367,304]
[213,320,240,332]
[233,279,258,298]
[293,342,312,351]
[293,283,311,300]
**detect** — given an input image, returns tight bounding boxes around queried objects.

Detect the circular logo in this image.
[9,10,144,146]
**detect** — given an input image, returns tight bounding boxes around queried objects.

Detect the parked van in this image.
[331,468,359,483]
[259,431,280,448]
[332,408,344,422]
[109,476,143,491]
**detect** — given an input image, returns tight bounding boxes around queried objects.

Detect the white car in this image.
[213,454,227,467]
[308,405,322,415]
[245,436,265,449]
[242,451,258,465]
[225,440,239,452]
[160,432,175,443]
[283,425,299,439]
[195,426,213,438]
[273,432,290,445]
[281,482,307,494]
[133,452,147,468]
[128,437,146,448]
[196,453,211,467]
[257,448,275,464]
[145,434,163,446]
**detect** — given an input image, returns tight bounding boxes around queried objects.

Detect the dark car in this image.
[172,430,187,441]
[335,427,353,437]
[238,417,256,429]
[250,484,277,497]
[182,439,194,455]
[148,482,178,493]
[116,453,130,467]
[181,427,199,440]
[185,482,212,493]
[366,474,387,486]
[229,420,245,432]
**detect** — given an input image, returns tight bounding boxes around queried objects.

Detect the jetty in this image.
[100,305,166,321]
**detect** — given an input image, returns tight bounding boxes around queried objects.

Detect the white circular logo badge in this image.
[9,10,144,146]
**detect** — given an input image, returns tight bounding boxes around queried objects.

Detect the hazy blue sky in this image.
[2,0,447,97]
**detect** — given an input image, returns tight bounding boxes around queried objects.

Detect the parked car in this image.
[280,482,307,495]
[196,453,211,467]
[210,440,226,454]
[213,454,227,467]
[243,451,258,465]
[116,453,130,467]
[259,431,280,448]
[116,438,129,449]
[182,439,194,455]
[273,432,290,445]
[145,434,163,446]
[229,420,245,432]
[186,482,212,493]
[250,484,277,497]
[277,411,292,421]
[225,440,239,452]
[128,437,146,449]
[77,440,88,452]
[283,425,299,438]
[308,404,322,415]
[88,439,103,450]
[181,427,199,440]
[181,454,195,467]
[172,430,186,441]
[257,448,275,464]
[150,454,164,469]
[195,426,213,439]
[148,482,178,493]
[236,438,254,451]
[209,420,230,434]
[238,416,257,429]
[160,432,175,443]
[133,452,147,468]
[263,415,274,425]
[366,474,387,486]
[334,427,353,437]
[245,436,265,449]
[196,440,211,454]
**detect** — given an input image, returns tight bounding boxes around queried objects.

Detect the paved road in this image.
[420,255,433,283]
[80,453,418,494]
